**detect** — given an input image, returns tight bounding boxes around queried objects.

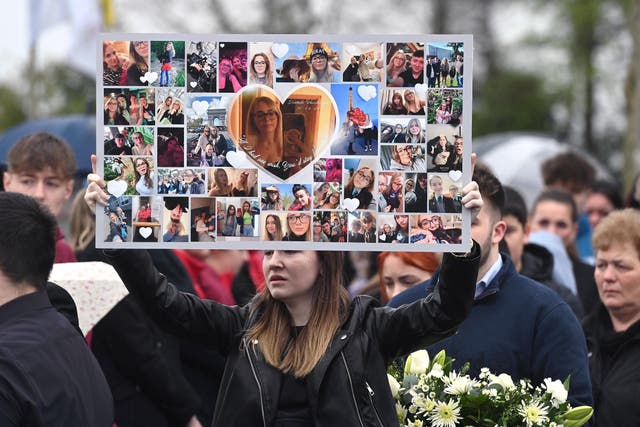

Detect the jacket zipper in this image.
[365,381,385,427]
[245,340,267,427]
[341,351,365,427]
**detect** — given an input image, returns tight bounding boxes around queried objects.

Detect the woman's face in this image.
[172,101,181,110]
[394,124,403,134]
[382,254,434,300]
[252,101,279,136]
[104,45,119,69]
[133,41,148,57]
[594,241,640,318]
[311,54,327,72]
[216,170,228,186]
[391,176,403,191]
[329,192,340,205]
[383,224,391,233]
[220,59,232,75]
[350,57,357,65]
[287,214,310,236]
[396,145,411,165]
[117,97,126,109]
[393,55,405,67]
[266,216,278,235]
[228,206,235,215]
[243,202,250,211]
[130,95,137,104]
[165,97,172,106]
[382,127,392,135]
[396,215,409,228]
[439,135,447,146]
[408,121,421,136]
[268,191,278,201]
[404,91,415,102]
[253,55,267,75]
[205,145,214,155]
[392,95,402,106]
[405,180,414,191]
[584,193,615,229]
[428,216,441,231]
[106,99,117,111]
[263,250,320,306]
[135,160,148,175]
[354,169,372,189]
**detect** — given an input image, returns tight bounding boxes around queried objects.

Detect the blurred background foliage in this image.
[1,0,638,190]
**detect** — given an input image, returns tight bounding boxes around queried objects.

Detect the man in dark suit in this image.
[426,56,440,88]
[428,175,459,213]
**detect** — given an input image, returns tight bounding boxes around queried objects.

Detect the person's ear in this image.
[2,171,12,190]
[492,220,507,245]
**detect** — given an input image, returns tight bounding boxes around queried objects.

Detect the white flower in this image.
[428,399,461,427]
[407,420,424,427]
[543,378,568,406]
[489,373,516,391]
[444,375,476,395]
[412,394,435,414]
[517,400,550,426]
[395,402,407,423]
[405,350,430,375]
[428,363,444,378]
[388,374,401,399]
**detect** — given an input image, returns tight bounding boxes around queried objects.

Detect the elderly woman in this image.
[583,208,640,426]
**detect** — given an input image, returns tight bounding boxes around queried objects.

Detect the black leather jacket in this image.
[108,246,479,427]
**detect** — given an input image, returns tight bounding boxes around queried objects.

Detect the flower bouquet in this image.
[388,349,593,427]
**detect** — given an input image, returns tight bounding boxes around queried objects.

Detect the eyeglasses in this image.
[396,147,410,154]
[536,218,570,230]
[356,171,372,183]
[254,61,266,65]
[287,215,310,224]
[133,41,147,48]
[420,218,440,227]
[252,110,278,120]
[311,56,326,62]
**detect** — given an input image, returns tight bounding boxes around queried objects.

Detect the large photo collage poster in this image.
[96,34,472,251]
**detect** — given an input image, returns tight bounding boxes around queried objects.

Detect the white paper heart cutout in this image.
[142,71,158,84]
[342,198,360,212]
[107,180,128,197]
[379,234,386,242]
[357,85,377,102]
[139,227,152,239]
[449,170,463,181]
[192,100,209,115]
[225,150,254,168]
[190,81,197,88]
[271,43,289,59]
[414,83,428,95]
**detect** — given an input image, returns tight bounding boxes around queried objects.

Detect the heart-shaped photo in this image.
[227,84,337,181]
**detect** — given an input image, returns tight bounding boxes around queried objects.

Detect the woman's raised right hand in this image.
[85,154,110,213]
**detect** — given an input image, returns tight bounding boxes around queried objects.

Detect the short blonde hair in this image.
[592,208,640,255]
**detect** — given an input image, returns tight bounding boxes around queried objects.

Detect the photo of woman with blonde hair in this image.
[249,52,274,87]
[244,96,283,164]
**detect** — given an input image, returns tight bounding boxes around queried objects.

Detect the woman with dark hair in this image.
[249,53,273,87]
[584,180,623,230]
[221,204,237,236]
[133,157,154,196]
[86,170,483,427]
[383,92,408,115]
[392,214,410,243]
[126,41,149,86]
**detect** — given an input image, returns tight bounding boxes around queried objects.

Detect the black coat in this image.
[107,246,480,427]
[428,195,458,213]
[583,306,640,426]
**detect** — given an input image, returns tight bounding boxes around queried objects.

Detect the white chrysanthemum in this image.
[407,419,424,427]
[428,399,461,427]
[543,378,568,406]
[517,400,550,426]
[489,373,516,391]
[444,375,476,395]
[428,363,444,379]
[412,394,435,414]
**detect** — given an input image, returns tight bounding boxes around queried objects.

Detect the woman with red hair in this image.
[378,252,440,303]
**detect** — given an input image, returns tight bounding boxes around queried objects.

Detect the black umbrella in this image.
[0,114,96,174]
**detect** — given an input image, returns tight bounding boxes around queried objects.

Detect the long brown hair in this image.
[246,251,350,377]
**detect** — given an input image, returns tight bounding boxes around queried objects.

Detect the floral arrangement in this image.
[388,349,593,427]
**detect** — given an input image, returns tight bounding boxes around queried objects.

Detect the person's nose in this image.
[32,181,46,201]
[601,264,617,283]
[267,251,285,270]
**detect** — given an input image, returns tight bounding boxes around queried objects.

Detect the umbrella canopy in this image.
[49,261,129,336]
[474,132,612,209]
[0,114,96,174]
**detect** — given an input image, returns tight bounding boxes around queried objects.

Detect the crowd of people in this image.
[3,131,640,426]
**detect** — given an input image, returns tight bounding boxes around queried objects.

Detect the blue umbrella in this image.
[0,114,96,174]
